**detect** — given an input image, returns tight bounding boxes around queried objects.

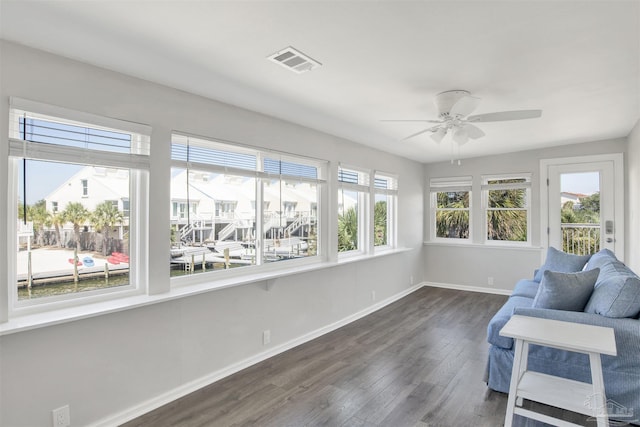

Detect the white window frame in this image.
[5,98,150,316]
[429,176,472,242]
[373,171,398,251]
[481,173,532,246]
[169,133,327,285]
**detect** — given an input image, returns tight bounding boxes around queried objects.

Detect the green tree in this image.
[91,201,124,255]
[28,200,50,247]
[63,202,90,249]
[338,207,358,252]
[487,187,527,242]
[374,200,387,246]
[436,192,469,238]
[49,212,65,248]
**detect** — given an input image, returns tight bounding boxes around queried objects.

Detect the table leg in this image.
[588,352,609,427]
[504,338,525,427]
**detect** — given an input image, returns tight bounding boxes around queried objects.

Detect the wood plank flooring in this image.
[122,287,629,427]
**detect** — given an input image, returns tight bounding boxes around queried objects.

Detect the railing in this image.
[561,223,600,255]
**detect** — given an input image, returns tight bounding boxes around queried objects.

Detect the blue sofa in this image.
[485,248,640,425]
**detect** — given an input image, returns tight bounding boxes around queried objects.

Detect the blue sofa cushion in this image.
[511,279,539,299]
[585,248,618,271]
[532,269,599,311]
[585,260,640,318]
[533,246,591,282]
[487,296,534,349]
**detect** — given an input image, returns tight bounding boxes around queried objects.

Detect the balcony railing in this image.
[561,223,600,255]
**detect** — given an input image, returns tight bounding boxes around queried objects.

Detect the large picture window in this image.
[430,177,472,240]
[170,134,325,278]
[7,98,150,306]
[482,174,531,244]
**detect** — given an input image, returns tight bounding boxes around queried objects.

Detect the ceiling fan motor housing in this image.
[435,90,471,117]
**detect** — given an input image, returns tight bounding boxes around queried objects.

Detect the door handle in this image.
[606,238,615,243]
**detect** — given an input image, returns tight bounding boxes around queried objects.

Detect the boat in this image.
[83,257,95,267]
[68,258,82,266]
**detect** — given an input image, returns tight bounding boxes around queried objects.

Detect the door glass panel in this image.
[560,172,600,255]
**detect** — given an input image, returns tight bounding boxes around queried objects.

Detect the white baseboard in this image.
[424,281,512,296]
[90,283,424,427]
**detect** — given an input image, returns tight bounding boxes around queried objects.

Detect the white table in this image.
[499,315,617,427]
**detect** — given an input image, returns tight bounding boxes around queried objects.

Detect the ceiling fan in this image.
[384,90,542,145]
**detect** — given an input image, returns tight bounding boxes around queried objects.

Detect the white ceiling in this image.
[1,1,639,163]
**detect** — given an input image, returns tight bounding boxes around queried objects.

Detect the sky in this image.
[560,172,600,195]
[19,160,83,204]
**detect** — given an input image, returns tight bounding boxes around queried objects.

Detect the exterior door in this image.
[542,154,624,258]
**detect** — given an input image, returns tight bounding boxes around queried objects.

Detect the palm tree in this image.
[374,200,387,246]
[91,201,124,255]
[487,188,527,242]
[338,207,358,252]
[62,202,90,249]
[49,212,65,248]
[436,192,469,238]
[28,200,50,247]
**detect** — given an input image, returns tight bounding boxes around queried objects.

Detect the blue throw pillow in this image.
[534,247,591,282]
[584,260,640,318]
[585,248,618,271]
[532,269,599,311]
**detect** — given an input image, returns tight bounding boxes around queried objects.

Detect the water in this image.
[18,275,130,300]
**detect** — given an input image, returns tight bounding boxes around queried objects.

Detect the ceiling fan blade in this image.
[380,119,443,123]
[401,128,432,141]
[450,95,480,117]
[464,123,485,139]
[467,110,542,122]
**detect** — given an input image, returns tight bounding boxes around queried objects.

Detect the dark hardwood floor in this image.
[123,287,629,427]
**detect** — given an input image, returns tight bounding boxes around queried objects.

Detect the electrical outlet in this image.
[52,405,70,427]
[263,330,271,345]
[371,290,376,301]
[488,276,494,286]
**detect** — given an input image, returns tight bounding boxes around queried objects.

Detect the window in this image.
[337,166,369,253]
[373,172,398,249]
[482,174,531,244]
[430,177,472,240]
[170,134,326,278]
[8,98,150,307]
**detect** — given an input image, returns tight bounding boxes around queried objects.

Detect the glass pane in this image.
[338,189,359,252]
[17,160,130,300]
[489,189,527,208]
[19,117,133,154]
[437,191,469,208]
[560,172,600,254]
[374,193,389,246]
[170,168,256,274]
[263,179,318,262]
[487,210,527,241]
[436,210,469,238]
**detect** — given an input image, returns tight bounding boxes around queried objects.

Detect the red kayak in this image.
[68,258,82,266]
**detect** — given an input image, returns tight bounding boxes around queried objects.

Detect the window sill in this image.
[0,247,413,336]
[423,241,542,251]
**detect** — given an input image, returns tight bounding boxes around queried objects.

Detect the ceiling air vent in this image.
[267,46,322,74]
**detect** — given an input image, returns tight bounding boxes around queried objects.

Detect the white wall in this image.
[423,138,629,293]
[627,118,640,274]
[0,41,424,426]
